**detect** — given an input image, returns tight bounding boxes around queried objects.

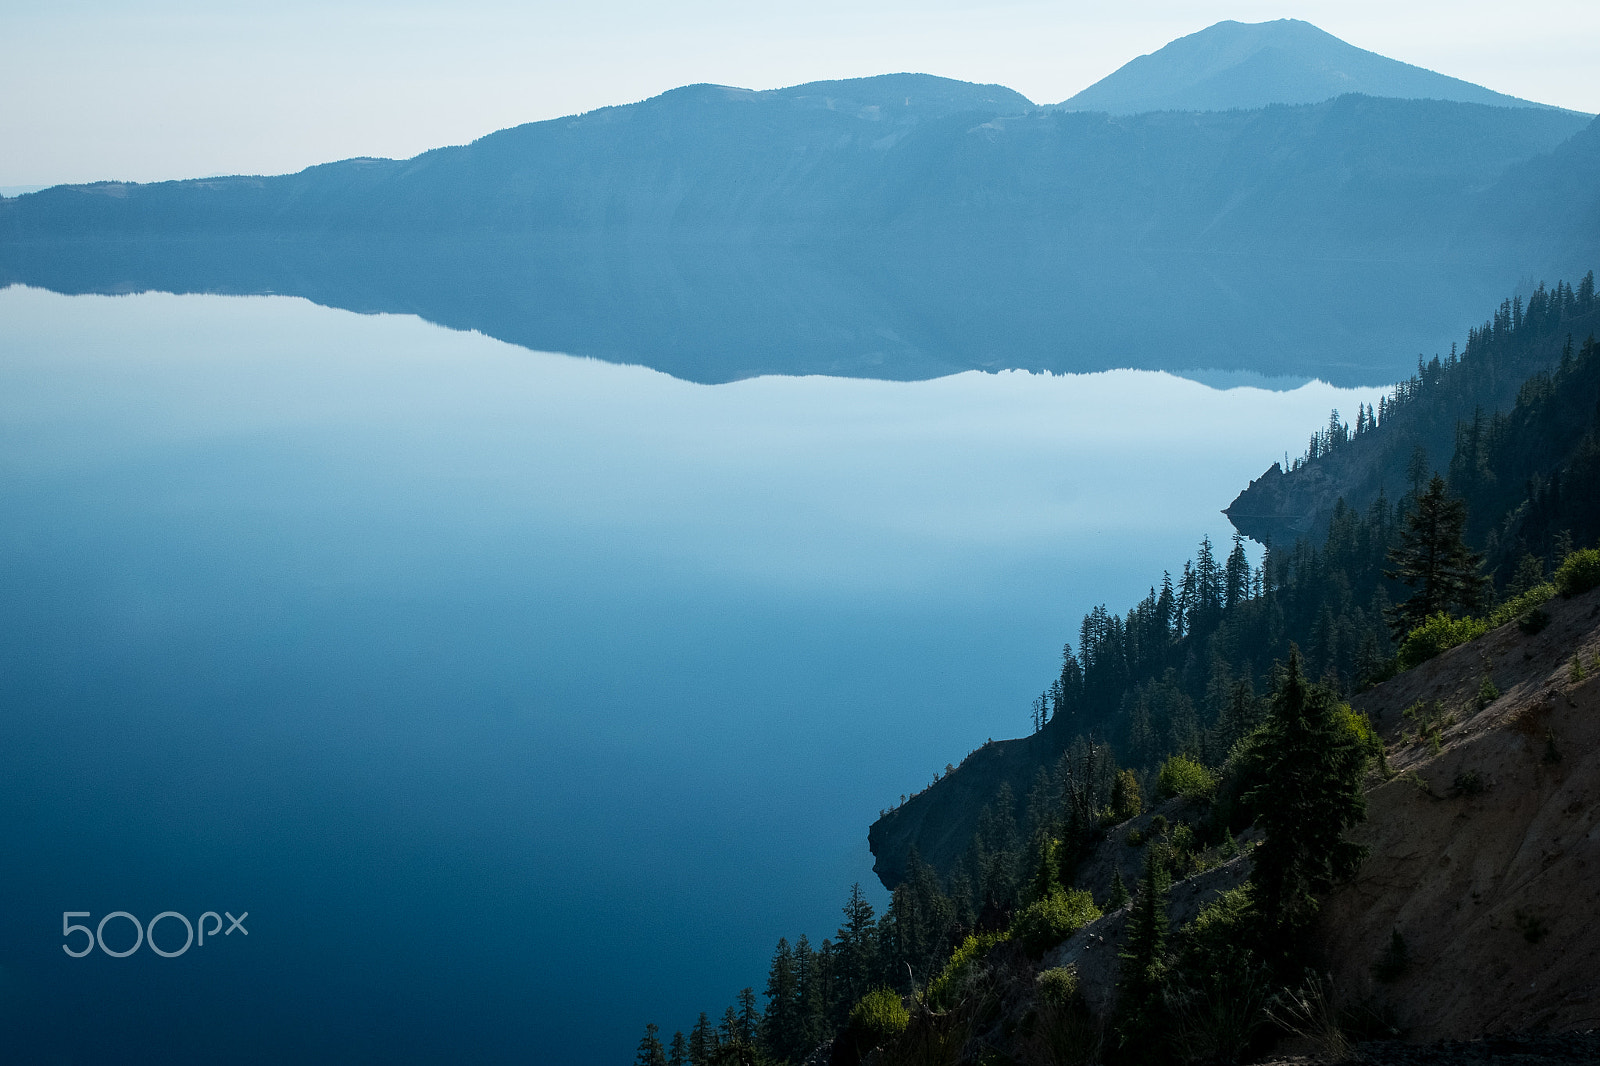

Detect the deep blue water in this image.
[0,287,1383,1064]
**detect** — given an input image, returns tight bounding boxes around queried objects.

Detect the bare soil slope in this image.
[1320,585,1600,1039]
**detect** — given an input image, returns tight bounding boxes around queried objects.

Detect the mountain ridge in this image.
[3,32,1597,386]
[1060,19,1573,114]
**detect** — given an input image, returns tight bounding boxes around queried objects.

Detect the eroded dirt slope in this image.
[1319,585,1600,1039]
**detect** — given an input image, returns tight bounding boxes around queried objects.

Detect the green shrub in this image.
[1555,548,1600,597]
[1396,612,1489,669]
[1336,705,1384,763]
[1036,966,1080,1005]
[1476,675,1501,709]
[1173,885,1257,971]
[1394,581,1560,670]
[1025,967,1099,1066]
[1485,582,1556,629]
[1011,889,1102,956]
[1164,823,1208,878]
[927,931,1008,1010]
[875,1006,972,1066]
[1158,754,1217,801]
[1169,822,1196,855]
[1165,886,1273,1064]
[846,987,910,1049]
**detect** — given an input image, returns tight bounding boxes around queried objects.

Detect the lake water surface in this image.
[0,286,1384,1063]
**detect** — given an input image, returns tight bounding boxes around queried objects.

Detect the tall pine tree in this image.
[1244,648,1369,961]
[689,1012,715,1066]
[635,1023,668,1066]
[833,885,879,1022]
[1385,475,1484,637]
[1115,843,1172,1061]
[762,938,802,1061]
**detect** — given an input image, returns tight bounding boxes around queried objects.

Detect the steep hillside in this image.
[872,283,1600,906]
[1321,583,1600,1039]
[849,584,1600,1066]
[1060,19,1558,114]
[1225,280,1600,550]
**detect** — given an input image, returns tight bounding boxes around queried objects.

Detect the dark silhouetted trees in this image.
[1385,474,1484,636]
[1244,649,1368,956]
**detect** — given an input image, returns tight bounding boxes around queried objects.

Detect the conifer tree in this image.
[1051,640,1085,726]
[1156,571,1176,643]
[1244,649,1368,960]
[1027,831,1059,903]
[879,850,954,995]
[689,1012,715,1066]
[798,936,832,1049]
[1177,561,1197,637]
[975,784,1021,906]
[1216,677,1259,751]
[736,988,759,1047]
[1506,553,1545,597]
[1406,446,1431,498]
[1107,866,1130,911]
[1110,768,1142,822]
[1115,844,1171,1058]
[668,1031,689,1066]
[762,938,801,1061]
[1385,474,1485,637]
[1058,740,1111,879]
[1224,532,1251,610]
[833,886,878,1023]
[1194,535,1222,628]
[636,1023,669,1066]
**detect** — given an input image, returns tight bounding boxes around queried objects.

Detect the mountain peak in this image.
[1060,18,1560,114]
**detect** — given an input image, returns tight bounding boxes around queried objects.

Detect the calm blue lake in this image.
[0,286,1383,1063]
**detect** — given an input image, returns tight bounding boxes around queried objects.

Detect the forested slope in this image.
[1225,274,1600,551]
[870,276,1600,894]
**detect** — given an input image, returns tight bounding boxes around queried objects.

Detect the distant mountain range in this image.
[2,22,1597,385]
[1059,18,1558,114]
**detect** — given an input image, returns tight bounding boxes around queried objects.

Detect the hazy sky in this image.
[3,0,1597,187]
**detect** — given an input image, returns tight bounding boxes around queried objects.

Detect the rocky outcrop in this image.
[869,730,1065,890]
[1224,458,1355,547]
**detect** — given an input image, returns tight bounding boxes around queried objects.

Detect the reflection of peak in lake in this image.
[3,91,1595,387]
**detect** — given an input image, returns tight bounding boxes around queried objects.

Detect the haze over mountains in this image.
[2,20,1596,385]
